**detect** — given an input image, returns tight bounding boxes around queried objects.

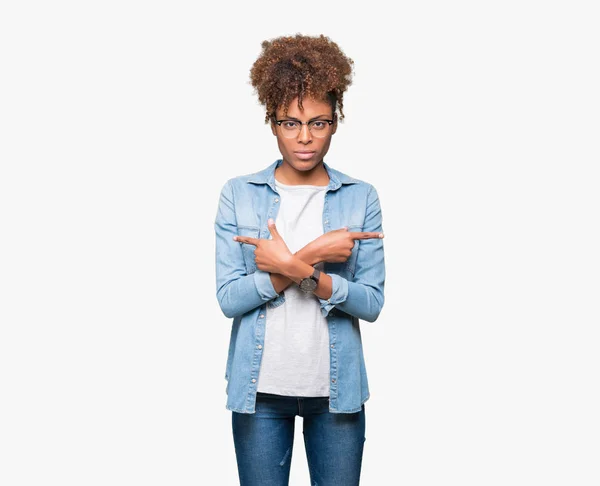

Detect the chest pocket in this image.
[237,225,259,274]
[325,224,363,277]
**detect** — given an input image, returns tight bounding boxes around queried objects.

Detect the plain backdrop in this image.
[1,1,599,485]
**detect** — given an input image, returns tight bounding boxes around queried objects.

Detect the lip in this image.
[294,151,316,160]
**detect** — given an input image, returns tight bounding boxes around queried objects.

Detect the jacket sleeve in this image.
[214,180,280,318]
[318,184,386,322]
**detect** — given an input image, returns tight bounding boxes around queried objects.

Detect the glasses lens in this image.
[309,120,330,137]
[280,121,300,138]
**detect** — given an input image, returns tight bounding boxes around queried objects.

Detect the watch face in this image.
[300,277,317,292]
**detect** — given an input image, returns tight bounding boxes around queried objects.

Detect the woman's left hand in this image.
[233,219,293,274]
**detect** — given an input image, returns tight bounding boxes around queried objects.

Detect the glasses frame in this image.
[271,115,336,138]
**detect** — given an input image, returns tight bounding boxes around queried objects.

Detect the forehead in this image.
[278,96,332,117]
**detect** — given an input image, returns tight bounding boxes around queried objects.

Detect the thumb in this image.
[268,218,281,238]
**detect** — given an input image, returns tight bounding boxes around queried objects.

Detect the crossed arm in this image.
[234,222,335,302]
[215,180,385,321]
[268,245,324,294]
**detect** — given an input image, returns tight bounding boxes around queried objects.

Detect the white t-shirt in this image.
[256,179,330,397]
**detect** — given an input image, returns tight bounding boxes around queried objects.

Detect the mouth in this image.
[294,151,316,160]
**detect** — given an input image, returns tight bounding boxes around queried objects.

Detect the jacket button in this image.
[257,344,262,349]
[330,344,334,348]
[331,378,336,383]
[251,378,256,383]
[274,198,279,202]
[324,219,329,224]
[259,314,264,318]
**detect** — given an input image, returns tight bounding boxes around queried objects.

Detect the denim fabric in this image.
[232,392,366,486]
[215,158,386,414]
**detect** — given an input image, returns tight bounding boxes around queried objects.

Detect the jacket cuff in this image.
[318,273,349,317]
[253,269,279,301]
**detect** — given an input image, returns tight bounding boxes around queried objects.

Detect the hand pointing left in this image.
[233,218,293,274]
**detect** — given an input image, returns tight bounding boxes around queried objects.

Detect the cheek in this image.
[276,137,291,151]
[316,138,331,152]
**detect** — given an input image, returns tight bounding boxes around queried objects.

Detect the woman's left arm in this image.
[317,184,386,322]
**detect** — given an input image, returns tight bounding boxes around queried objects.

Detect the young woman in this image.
[214,34,386,485]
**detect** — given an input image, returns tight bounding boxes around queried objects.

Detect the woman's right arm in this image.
[214,180,281,318]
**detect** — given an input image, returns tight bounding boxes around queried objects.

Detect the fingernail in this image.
[233,236,238,241]
[268,218,274,224]
[379,233,384,238]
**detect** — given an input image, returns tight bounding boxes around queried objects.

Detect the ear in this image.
[331,113,338,135]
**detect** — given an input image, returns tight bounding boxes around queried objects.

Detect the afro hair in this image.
[249,34,355,123]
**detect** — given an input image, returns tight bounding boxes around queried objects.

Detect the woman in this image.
[214,34,386,485]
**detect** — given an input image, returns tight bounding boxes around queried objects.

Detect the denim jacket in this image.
[214,158,385,414]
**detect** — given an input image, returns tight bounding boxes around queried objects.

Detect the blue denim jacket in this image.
[214,158,386,414]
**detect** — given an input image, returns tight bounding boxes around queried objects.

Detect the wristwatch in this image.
[299,267,321,293]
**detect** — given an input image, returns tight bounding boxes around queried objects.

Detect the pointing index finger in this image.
[348,231,384,240]
[233,235,259,246]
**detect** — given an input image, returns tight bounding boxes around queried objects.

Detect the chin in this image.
[291,156,321,167]
[298,163,319,172]
[293,161,316,168]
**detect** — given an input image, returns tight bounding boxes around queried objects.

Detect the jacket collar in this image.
[247,158,358,192]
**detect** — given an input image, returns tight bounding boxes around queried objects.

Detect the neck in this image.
[275,159,329,186]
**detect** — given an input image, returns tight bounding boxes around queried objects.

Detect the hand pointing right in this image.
[308,227,384,264]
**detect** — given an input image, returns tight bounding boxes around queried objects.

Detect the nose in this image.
[297,123,312,143]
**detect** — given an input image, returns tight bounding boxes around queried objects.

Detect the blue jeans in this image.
[232,391,366,486]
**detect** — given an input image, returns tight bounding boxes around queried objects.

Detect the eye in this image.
[311,121,326,129]
[282,121,299,129]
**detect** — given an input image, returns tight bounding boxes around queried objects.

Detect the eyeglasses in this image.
[272,116,335,139]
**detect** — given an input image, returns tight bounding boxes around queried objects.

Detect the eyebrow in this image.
[278,114,331,121]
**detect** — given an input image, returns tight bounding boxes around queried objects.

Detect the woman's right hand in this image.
[308,227,384,264]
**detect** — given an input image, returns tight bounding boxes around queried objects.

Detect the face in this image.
[270,96,337,173]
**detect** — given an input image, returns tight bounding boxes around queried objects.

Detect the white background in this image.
[1,1,599,485]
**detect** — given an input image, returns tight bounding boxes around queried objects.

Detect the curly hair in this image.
[249,34,355,124]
